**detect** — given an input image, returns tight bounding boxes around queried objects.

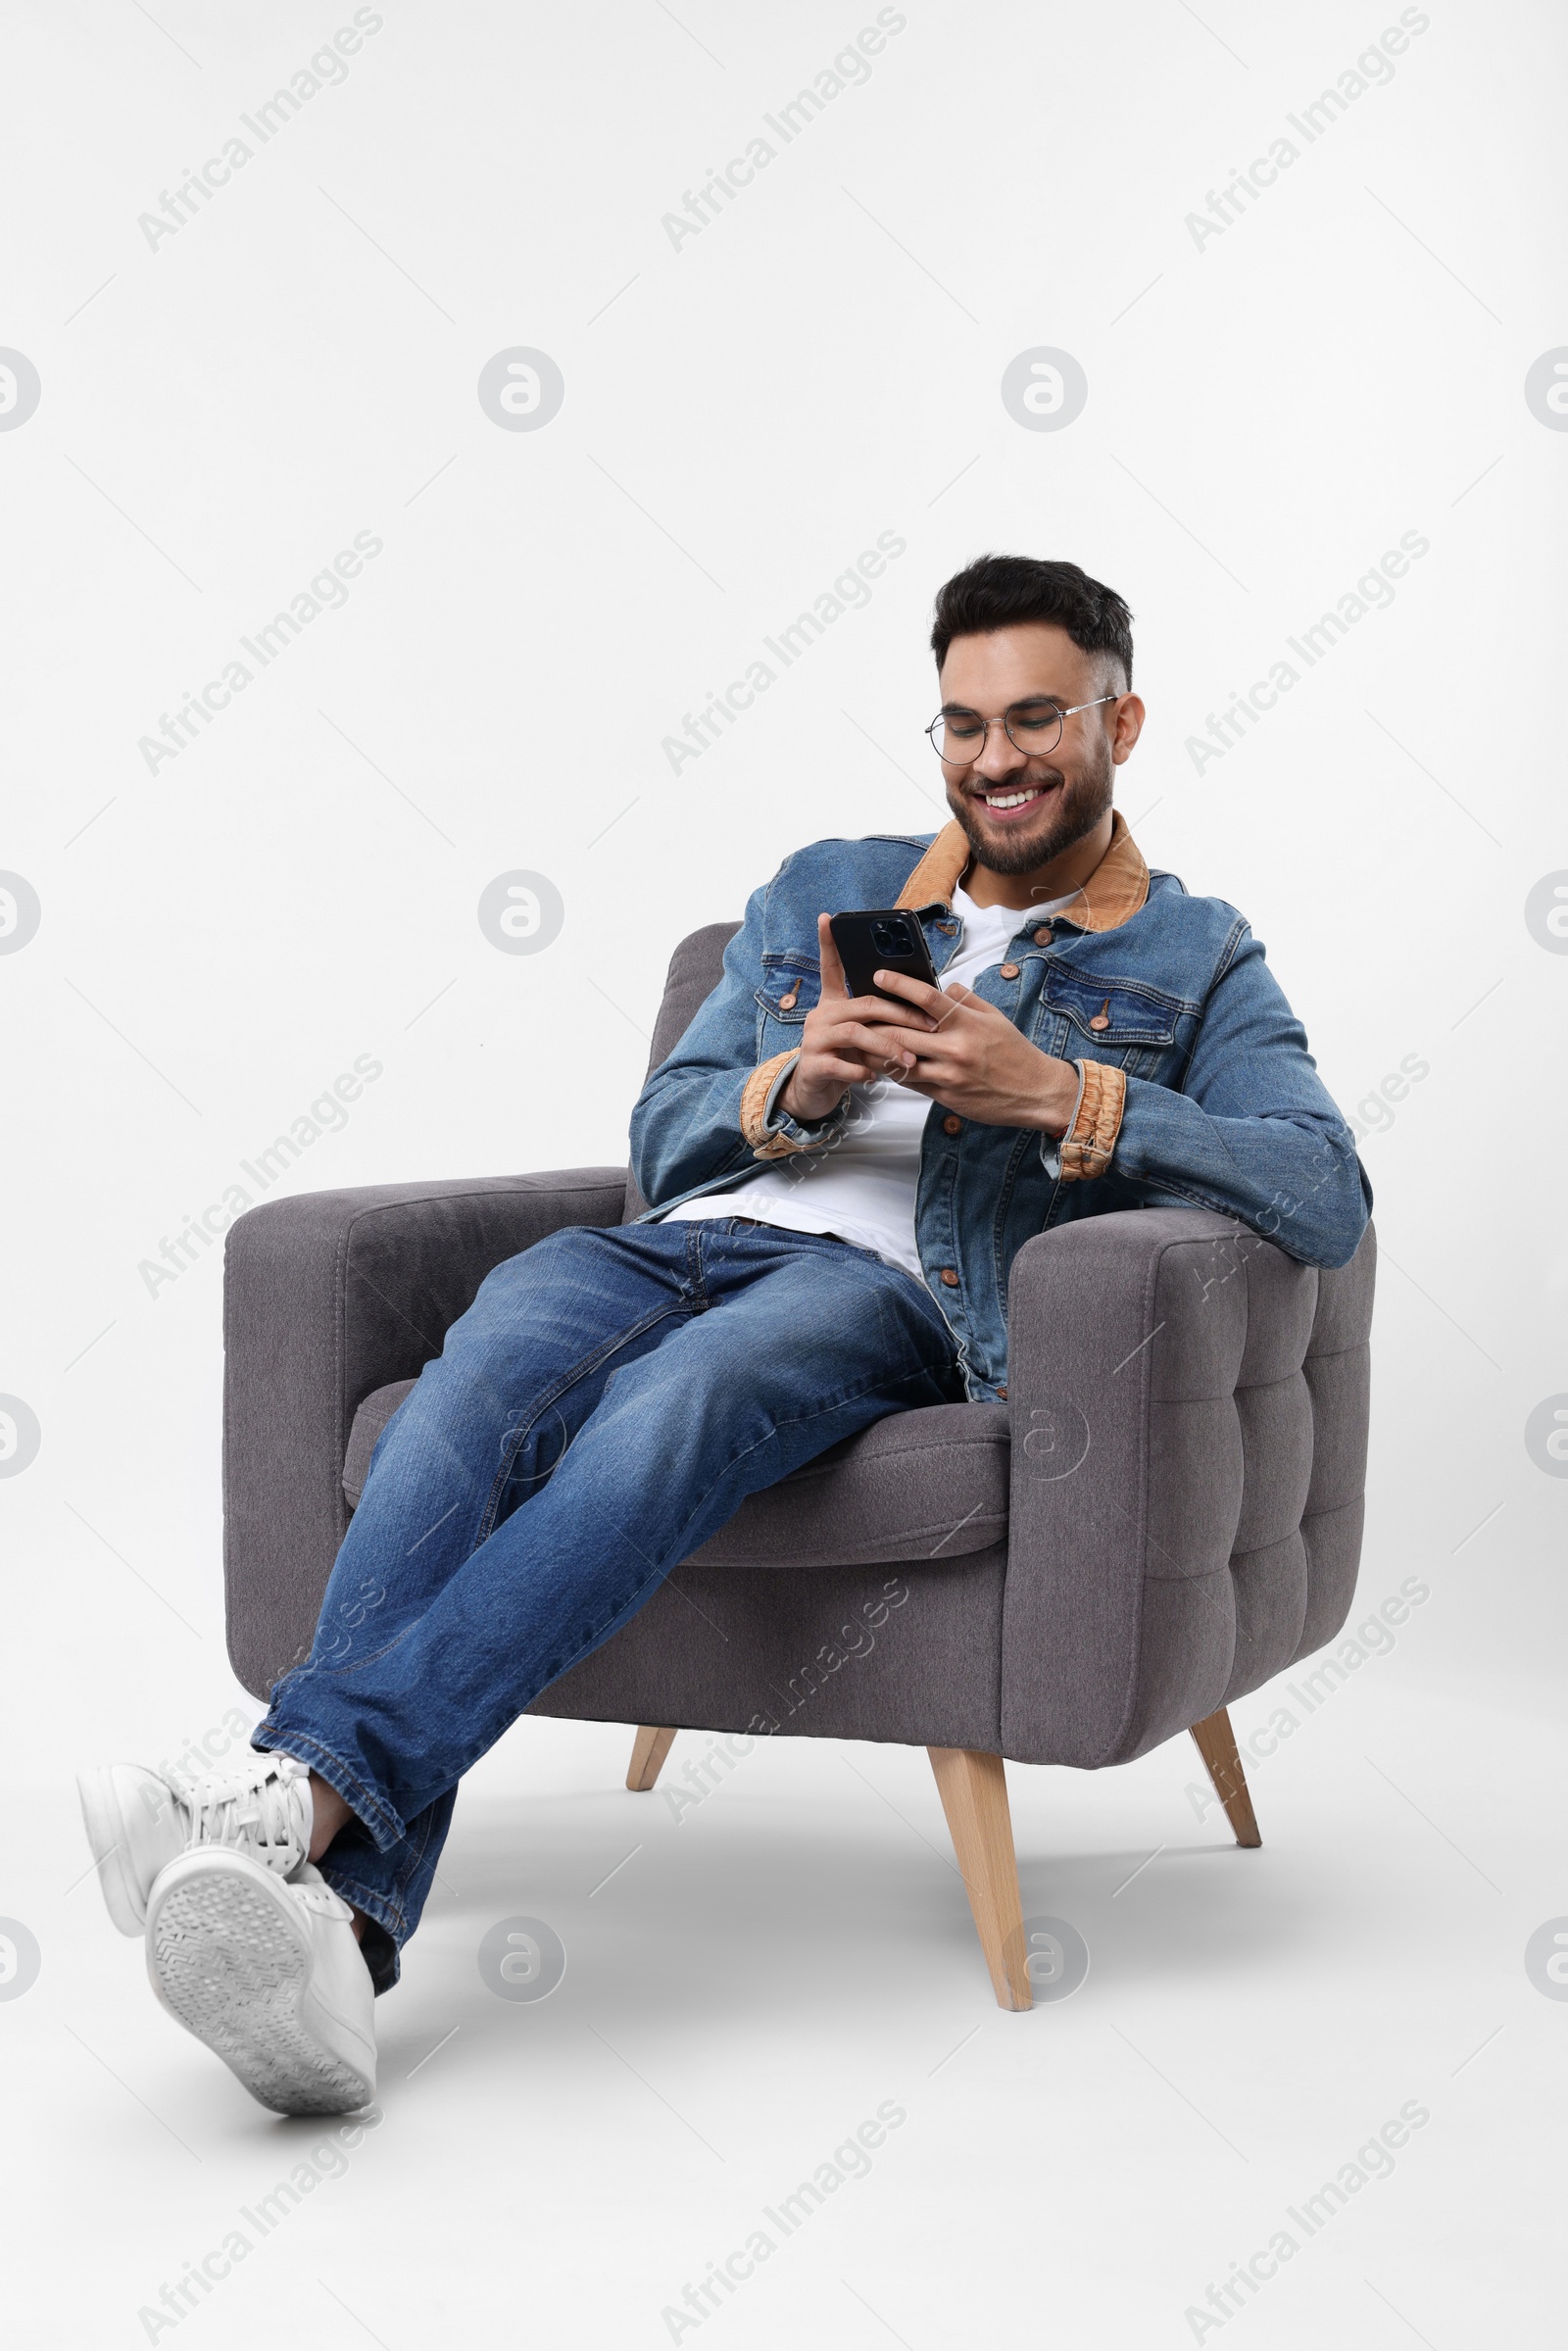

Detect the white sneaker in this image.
[145,1848,376,2117]
[77,1751,314,1935]
[76,1765,186,1935]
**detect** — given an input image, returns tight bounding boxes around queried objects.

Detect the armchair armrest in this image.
[222,1166,628,1698]
[1001,1208,1375,1770]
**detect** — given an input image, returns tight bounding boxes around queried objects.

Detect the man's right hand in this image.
[776,913,942,1125]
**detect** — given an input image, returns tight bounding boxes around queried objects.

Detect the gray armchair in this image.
[224,922,1376,2009]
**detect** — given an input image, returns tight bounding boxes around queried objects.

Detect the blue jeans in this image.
[254,1218,961,1990]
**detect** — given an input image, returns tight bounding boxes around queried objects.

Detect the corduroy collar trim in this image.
[892,808,1150,933]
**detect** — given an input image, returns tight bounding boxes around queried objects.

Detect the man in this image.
[79,555,1371,2116]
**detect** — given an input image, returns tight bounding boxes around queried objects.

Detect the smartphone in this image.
[829,908,940,1004]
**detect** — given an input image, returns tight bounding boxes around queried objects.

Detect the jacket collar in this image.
[893,808,1150,934]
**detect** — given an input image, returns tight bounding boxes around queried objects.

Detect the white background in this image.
[2,3,1564,2345]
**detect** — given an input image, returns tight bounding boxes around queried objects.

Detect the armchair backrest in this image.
[624,922,741,1220]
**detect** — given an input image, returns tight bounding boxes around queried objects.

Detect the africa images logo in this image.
[0,1397,42,1478]
[477,349,564,432]
[0,349,41,431]
[477,872,564,955]
[1000,349,1088,432]
[0,872,41,953]
[1524,349,1568,430]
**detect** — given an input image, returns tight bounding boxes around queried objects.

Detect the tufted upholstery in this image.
[1002,1210,1374,1768]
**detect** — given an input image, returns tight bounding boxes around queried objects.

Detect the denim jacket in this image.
[628,813,1372,1399]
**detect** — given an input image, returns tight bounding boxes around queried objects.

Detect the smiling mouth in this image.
[970,778,1061,816]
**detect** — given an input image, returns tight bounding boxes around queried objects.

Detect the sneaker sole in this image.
[146,1855,374,2118]
[76,1768,153,1936]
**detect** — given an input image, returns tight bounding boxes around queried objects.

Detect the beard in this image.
[944,744,1115,877]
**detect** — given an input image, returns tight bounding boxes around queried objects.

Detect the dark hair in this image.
[930,555,1134,686]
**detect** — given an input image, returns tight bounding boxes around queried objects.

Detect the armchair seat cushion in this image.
[342,1385,1009,1571]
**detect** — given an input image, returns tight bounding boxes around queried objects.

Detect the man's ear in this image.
[1110,694,1146,764]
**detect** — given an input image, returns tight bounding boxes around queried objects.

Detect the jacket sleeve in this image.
[1100,923,1373,1268]
[628,875,849,1211]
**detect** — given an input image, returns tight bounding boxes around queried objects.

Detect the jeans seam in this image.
[318,1791,445,1949]
[284,1624,418,1687]
[686,1222,710,1307]
[475,1300,692,1543]
[318,1872,409,1944]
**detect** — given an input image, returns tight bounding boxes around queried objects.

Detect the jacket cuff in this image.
[740,1050,848,1160]
[1056,1058,1127,1182]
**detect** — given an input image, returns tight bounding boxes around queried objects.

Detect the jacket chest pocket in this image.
[1037,972,1184,1077]
[755,955,820,1053]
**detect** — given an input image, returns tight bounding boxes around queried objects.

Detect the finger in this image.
[838,1023,936,1061]
[838,1039,919,1076]
[816,913,850,1002]
[806,1038,906,1076]
[928,979,990,1027]
[871,969,949,1015]
[819,996,937,1034]
[830,1039,909,1069]
[867,1026,951,1062]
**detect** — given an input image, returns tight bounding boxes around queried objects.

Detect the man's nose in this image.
[971,720,1026,781]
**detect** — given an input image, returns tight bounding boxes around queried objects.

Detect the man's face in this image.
[936,623,1139,876]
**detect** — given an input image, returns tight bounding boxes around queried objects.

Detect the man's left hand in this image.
[868,968,1080,1134]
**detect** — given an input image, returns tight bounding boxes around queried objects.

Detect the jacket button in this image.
[940,1267,959,1288]
[1033,926,1052,946]
[942,1114,961,1135]
[999,961,1020,980]
[1089,1011,1109,1031]
[996,1384,1007,1399]
[778,992,798,1010]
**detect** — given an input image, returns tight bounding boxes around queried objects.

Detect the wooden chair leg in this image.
[927,1747,1032,2012]
[626,1726,677,1792]
[1190,1707,1262,1847]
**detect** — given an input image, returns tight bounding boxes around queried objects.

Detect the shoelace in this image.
[178,1758,308,1868]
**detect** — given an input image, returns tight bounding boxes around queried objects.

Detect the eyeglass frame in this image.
[924,693,1119,764]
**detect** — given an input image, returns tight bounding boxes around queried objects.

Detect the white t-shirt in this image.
[658,883,1078,1282]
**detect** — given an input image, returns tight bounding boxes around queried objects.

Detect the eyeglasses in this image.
[925,695,1117,764]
